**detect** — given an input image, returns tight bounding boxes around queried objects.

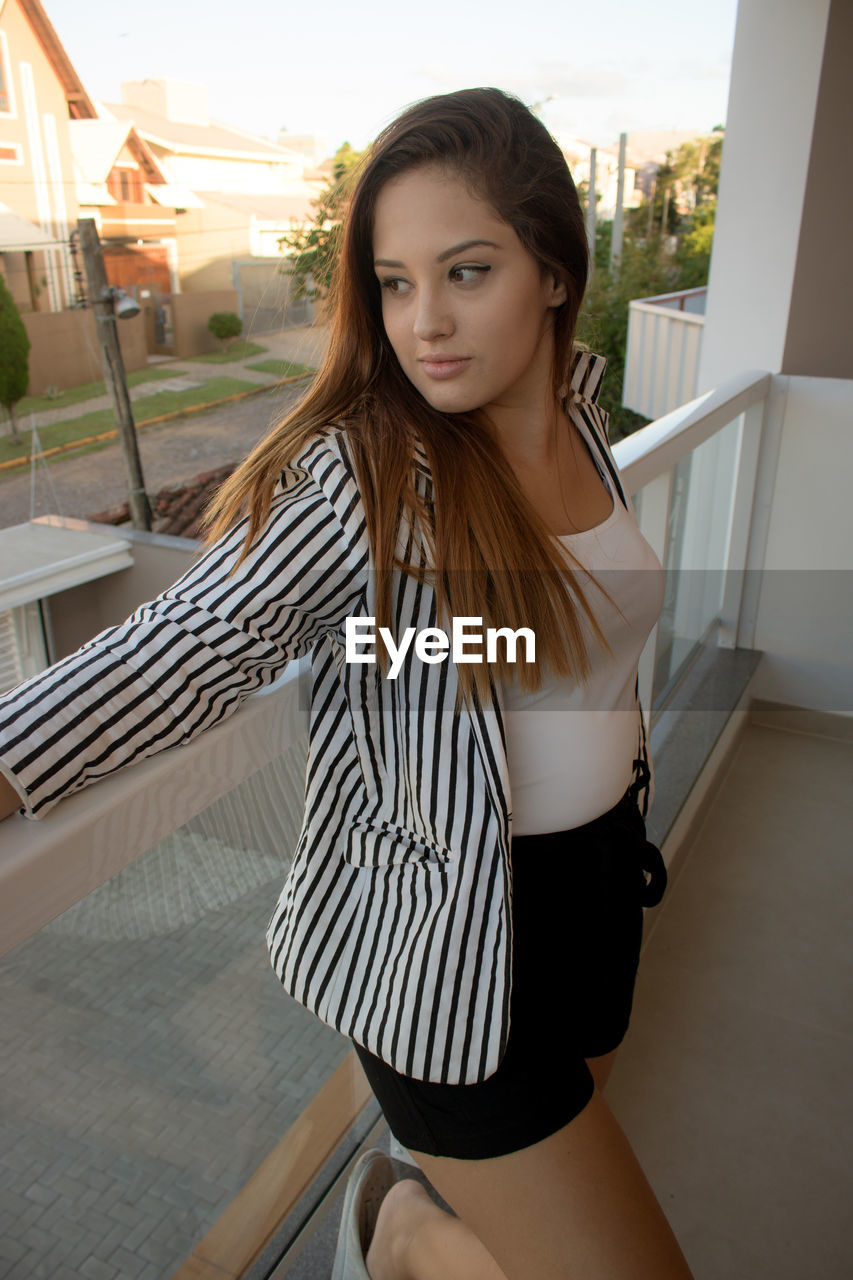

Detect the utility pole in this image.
[661,186,671,235]
[77,217,151,530]
[585,147,597,273]
[647,175,657,236]
[609,132,627,272]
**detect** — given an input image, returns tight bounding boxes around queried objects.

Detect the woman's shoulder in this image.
[568,345,607,405]
[282,419,427,486]
[279,421,360,488]
[269,423,374,547]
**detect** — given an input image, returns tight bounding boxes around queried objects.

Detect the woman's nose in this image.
[412,289,454,341]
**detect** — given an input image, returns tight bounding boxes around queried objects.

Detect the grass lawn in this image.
[0,376,257,469]
[15,367,184,417]
[186,342,268,364]
[245,359,316,378]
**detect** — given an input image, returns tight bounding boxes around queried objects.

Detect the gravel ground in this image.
[0,379,312,529]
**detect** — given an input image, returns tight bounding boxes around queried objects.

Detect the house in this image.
[101,79,326,316]
[0,0,94,312]
[557,132,645,219]
[627,128,723,201]
[559,127,722,225]
[0,0,149,390]
[68,78,326,353]
[70,119,188,291]
[276,129,330,170]
[69,117,201,353]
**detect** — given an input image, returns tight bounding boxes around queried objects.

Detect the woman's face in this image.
[372,165,566,422]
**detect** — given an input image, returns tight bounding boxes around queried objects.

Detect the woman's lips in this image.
[418,358,471,380]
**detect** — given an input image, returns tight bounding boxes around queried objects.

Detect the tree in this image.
[0,274,30,442]
[207,310,242,350]
[578,129,725,436]
[675,202,717,289]
[279,142,365,301]
[577,231,680,439]
[627,132,724,239]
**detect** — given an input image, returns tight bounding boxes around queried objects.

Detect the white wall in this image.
[698,0,832,389]
[47,528,200,658]
[750,375,853,714]
[697,0,852,717]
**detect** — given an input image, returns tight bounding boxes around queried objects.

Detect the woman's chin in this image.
[413,379,481,416]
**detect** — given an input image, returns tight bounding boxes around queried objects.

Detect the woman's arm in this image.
[0,439,367,819]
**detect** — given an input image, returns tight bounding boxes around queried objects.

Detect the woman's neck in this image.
[482,322,562,465]
[487,394,563,472]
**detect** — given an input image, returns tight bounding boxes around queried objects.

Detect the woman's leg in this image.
[366,1179,507,1280]
[367,1089,693,1280]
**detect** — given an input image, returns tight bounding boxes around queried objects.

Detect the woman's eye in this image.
[449,265,491,284]
[379,277,412,295]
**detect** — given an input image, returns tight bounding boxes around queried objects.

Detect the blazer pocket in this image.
[345,819,452,870]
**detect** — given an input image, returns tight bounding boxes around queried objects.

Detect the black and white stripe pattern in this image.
[0,351,654,1084]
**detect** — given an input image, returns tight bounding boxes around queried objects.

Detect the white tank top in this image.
[502,415,665,835]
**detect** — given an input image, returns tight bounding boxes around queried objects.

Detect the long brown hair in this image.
[205,87,617,702]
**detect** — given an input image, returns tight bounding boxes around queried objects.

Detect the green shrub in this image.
[207,311,242,349]
[0,274,30,442]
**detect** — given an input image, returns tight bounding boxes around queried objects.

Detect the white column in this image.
[609,133,627,271]
[20,62,61,311]
[697,0,835,390]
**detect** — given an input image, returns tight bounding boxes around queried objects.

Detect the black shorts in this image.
[353,784,666,1160]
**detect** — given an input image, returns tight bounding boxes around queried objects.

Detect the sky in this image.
[44,0,740,155]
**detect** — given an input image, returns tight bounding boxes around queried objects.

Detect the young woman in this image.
[0,89,692,1279]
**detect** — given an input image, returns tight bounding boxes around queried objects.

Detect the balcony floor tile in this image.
[606,720,853,1280]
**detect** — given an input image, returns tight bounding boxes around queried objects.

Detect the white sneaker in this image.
[331,1148,395,1280]
[388,1135,420,1168]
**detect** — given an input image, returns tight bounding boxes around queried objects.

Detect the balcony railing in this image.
[623,286,707,419]
[0,367,779,1277]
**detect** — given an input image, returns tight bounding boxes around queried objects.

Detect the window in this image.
[113,167,143,203]
[0,604,48,694]
[0,143,22,164]
[0,31,14,115]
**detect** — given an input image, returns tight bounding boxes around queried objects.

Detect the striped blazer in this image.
[0,351,652,1085]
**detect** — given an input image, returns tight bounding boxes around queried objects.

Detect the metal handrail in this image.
[0,367,773,957]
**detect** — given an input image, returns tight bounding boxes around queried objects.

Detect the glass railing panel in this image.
[647,413,743,704]
[0,733,355,1279]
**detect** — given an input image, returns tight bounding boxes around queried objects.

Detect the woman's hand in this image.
[0,773,22,820]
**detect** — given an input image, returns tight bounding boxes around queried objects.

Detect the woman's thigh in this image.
[585,1047,619,1093]
[409,1090,694,1280]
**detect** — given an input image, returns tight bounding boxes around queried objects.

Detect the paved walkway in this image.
[0,326,330,529]
[21,325,330,433]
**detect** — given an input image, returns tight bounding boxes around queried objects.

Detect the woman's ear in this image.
[545,273,568,308]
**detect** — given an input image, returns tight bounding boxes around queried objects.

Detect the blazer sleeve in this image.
[0,458,367,818]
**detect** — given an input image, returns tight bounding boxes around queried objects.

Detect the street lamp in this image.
[104,286,141,321]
